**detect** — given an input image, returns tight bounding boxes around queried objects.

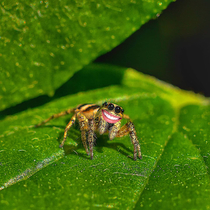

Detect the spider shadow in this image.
[35,121,134,160]
[63,133,134,160]
[34,122,83,156]
[62,120,134,159]
[94,134,134,160]
[55,121,90,159]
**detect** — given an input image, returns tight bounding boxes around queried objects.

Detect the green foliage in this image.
[1,0,210,209]
[0,0,172,111]
[0,65,209,209]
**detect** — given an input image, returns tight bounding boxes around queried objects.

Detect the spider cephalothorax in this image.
[35,102,142,160]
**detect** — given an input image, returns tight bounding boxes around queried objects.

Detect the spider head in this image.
[101,102,124,124]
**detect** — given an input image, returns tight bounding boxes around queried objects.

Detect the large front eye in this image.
[108,103,114,110]
[102,102,108,107]
[115,106,121,113]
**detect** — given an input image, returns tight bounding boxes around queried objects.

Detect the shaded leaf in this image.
[0,0,173,111]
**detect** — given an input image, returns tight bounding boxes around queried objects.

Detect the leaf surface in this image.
[0,64,209,209]
[0,0,173,111]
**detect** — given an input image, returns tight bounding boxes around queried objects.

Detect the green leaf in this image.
[179,105,210,173]
[0,64,209,209]
[135,131,210,209]
[0,0,173,111]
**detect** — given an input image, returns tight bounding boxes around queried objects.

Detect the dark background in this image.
[96,0,210,96]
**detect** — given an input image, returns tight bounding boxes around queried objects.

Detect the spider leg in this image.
[59,113,76,147]
[88,118,95,160]
[109,121,121,140]
[35,109,74,127]
[98,116,108,135]
[116,121,142,160]
[77,113,89,155]
[81,130,89,155]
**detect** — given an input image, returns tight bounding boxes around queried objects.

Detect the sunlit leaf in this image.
[0,65,209,209]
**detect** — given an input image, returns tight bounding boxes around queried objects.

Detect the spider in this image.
[35,102,142,160]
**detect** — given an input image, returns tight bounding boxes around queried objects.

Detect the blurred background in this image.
[96,0,210,96]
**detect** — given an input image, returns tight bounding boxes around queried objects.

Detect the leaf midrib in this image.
[133,102,210,209]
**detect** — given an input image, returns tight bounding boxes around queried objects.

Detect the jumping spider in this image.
[35,102,142,160]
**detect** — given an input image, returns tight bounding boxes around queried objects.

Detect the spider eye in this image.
[102,102,108,107]
[115,106,121,113]
[108,103,114,110]
[121,108,124,113]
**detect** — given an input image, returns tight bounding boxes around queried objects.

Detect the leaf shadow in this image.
[0,64,125,119]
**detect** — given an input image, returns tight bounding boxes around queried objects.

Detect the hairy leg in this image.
[88,118,95,159]
[59,113,77,147]
[77,113,89,155]
[109,121,121,140]
[98,116,108,135]
[116,121,142,160]
[35,109,74,127]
